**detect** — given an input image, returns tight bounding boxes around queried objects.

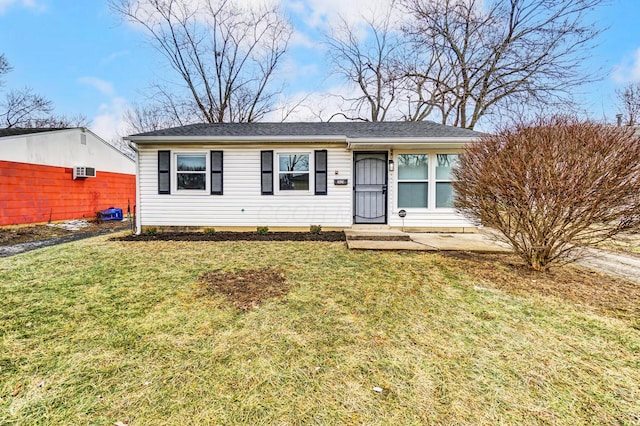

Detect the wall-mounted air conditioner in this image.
[73,167,96,179]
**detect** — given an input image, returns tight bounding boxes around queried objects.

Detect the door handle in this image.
[382,185,387,194]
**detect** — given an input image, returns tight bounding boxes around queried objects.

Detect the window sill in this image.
[394,208,456,212]
[172,190,210,196]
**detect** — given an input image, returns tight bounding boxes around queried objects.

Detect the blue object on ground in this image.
[100,207,123,221]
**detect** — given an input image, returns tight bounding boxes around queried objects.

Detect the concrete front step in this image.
[346,239,437,251]
[344,229,411,242]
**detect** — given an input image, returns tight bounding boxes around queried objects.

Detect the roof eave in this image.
[346,137,477,150]
[125,135,478,146]
[124,135,348,143]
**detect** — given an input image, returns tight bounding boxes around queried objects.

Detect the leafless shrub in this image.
[454,116,640,271]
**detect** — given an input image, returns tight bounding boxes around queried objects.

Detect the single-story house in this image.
[125,121,481,233]
[0,127,136,226]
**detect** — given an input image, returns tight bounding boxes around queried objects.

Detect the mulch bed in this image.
[197,268,289,311]
[115,231,345,242]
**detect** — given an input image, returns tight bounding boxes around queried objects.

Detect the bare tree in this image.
[616,82,640,126]
[123,101,187,134]
[27,113,89,128]
[1,87,88,128]
[402,0,606,129]
[325,7,406,122]
[110,0,292,124]
[454,116,640,271]
[1,87,53,128]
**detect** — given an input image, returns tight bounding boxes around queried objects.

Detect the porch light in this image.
[388,159,394,171]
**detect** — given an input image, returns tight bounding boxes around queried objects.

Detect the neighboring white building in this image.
[0,127,136,226]
[125,122,481,233]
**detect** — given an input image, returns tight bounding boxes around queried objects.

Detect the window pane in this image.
[398,154,428,180]
[436,182,455,208]
[279,154,309,172]
[177,173,206,190]
[177,155,206,171]
[398,182,428,208]
[279,173,309,191]
[435,154,459,180]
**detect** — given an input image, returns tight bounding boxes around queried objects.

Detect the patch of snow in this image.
[47,220,91,231]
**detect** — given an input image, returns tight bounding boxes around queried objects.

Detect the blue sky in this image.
[1,0,639,142]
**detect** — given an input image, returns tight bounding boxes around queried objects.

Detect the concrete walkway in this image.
[345,229,511,252]
[576,248,640,284]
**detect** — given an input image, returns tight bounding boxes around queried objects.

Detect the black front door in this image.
[354,152,387,224]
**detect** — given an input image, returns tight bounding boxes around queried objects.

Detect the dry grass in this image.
[0,235,639,424]
[442,251,640,323]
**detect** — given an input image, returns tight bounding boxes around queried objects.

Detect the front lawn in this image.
[1,235,638,424]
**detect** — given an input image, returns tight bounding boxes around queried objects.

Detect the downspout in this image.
[127,140,142,235]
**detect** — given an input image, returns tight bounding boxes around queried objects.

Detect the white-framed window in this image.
[158,150,223,195]
[397,154,429,208]
[176,153,207,191]
[277,152,311,192]
[395,152,459,210]
[435,154,459,208]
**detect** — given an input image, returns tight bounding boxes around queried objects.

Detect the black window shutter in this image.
[210,151,223,195]
[158,150,170,194]
[315,150,328,195]
[261,151,274,195]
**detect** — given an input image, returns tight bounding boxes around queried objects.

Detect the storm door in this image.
[353,152,388,224]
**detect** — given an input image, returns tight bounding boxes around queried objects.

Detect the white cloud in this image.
[289,30,320,49]
[79,77,116,97]
[77,77,128,143]
[89,97,130,144]
[276,56,320,84]
[0,0,45,14]
[100,51,131,65]
[283,0,398,31]
[612,47,640,83]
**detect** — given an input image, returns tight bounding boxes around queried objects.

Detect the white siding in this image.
[387,210,474,229]
[138,145,353,227]
[138,144,476,229]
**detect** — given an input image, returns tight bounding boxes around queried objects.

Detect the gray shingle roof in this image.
[0,127,71,138]
[130,121,481,139]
